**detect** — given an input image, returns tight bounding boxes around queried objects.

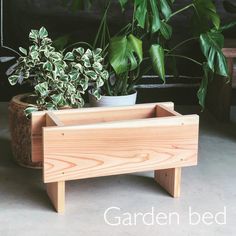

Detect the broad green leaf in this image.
[149,0,161,33]
[159,0,172,19]
[109,34,143,75]
[149,44,165,82]
[19,47,27,55]
[200,31,228,76]
[197,63,209,108]
[192,0,220,33]
[119,0,128,11]
[135,0,172,33]
[135,0,147,29]
[39,27,48,38]
[160,21,172,40]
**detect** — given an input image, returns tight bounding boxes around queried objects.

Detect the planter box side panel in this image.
[43,115,199,183]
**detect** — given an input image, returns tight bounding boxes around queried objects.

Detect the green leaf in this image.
[35,82,49,97]
[200,31,228,77]
[39,27,48,38]
[29,30,38,41]
[51,94,63,105]
[24,106,38,118]
[160,21,172,40]
[109,34,143,75]
[135,0,171,33]
[64,52,74,61]
[31,51,39,60]
[19,47,27,55]
[149,0,161,33]
[197,63,209,108]
[119,0,128,11]
[159,0,172,19]
[43,61,53,71]
[149,44,165,82]
[192,0,220,33]
[45,103,56,110]
[85,70,97,80]
[8,75,19,85]
[135,0,147,29]
[101,70,109,80]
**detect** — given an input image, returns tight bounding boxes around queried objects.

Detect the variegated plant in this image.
[8,27,108,117]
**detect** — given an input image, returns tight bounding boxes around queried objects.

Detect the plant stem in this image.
[168,37,198,53]
[93,1,111,48]
[131,4,136,33]
[63,41,92,52]
[167,54,202,66]
[167,4,193,22]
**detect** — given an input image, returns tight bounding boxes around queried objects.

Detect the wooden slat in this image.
[156,104,182,117]
[45,112,65,213]
[46,112,64,127]
[31,102,174,162]
[155,168,181,197]
[43,114,199,183]
[154,104,184,197]
[46,181,65,213]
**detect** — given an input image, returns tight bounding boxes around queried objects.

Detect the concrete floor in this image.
[1,103,236,236]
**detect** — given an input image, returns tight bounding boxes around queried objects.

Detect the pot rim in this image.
[11,93,37,107]
[89,90,137,98]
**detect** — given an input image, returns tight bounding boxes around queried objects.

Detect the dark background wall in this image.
[0,0,235,103]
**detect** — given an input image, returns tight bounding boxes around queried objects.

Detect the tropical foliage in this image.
[8,27,108,116]
[74,0,235,107]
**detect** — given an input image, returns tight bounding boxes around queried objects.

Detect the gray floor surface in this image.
[0,102,236,236]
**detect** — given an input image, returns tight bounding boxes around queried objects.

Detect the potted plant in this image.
[7,27,108,168]
[87,0,235,108]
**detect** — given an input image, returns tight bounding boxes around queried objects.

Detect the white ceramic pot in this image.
[89,91,137,107]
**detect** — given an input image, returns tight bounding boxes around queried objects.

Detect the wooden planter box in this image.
[31,102,199,213]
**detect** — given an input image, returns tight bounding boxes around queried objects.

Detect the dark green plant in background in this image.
[64,0,236,107]
[8,27,108,116]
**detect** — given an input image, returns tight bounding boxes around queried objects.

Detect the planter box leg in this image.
[46,181,65,213]
[154,168,181,198]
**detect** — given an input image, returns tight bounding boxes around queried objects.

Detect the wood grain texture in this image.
[32,102,174,162]
[43,114,199,183]
[46,112,64,127]
[155,168,181,197]
[155,104,183,197]
[46,181,65,213]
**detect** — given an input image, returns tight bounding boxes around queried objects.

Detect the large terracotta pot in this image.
[8,93,42,169]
